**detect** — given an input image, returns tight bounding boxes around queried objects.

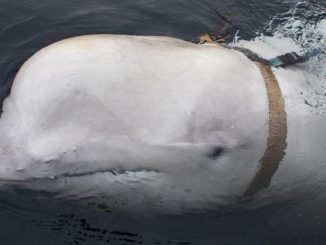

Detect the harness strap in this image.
[197,35,288,197]
[243,62,287,197]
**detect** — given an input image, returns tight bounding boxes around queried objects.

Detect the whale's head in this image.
[0,35,271,214]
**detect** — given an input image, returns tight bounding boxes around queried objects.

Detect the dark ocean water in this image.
[0,0,326,244]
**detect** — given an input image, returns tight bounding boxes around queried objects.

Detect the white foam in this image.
[234,32,302,59]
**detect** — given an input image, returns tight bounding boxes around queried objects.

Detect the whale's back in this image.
[8,35,267,146]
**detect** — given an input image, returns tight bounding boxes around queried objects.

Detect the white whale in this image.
[0,34,325,214]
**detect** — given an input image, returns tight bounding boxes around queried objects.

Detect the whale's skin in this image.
[0,34,310,214]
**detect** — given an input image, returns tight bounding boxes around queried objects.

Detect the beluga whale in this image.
[0,34,325,214]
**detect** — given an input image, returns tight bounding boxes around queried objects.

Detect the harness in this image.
[244,62,287,197]
[198,34,288,197]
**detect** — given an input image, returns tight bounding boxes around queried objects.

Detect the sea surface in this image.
[0,0,326,244]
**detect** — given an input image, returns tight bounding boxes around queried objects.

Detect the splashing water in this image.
[267,1,326,114]
[235,1,326,115]
[266,1,326,52]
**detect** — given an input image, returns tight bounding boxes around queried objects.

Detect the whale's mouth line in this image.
[0,168,160,183]
[0,144,226,183]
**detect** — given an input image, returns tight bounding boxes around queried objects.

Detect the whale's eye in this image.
[207,146,224,160]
